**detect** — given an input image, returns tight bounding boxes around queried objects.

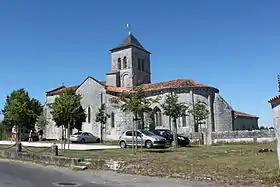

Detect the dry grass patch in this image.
[62,143,280,186]
[1,143,280,186]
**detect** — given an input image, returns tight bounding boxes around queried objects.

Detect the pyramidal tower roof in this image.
[110,33,151,54]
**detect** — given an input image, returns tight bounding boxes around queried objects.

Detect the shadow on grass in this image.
[144,149,173,153]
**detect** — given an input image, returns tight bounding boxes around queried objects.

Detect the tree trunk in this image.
[16,124,19,143]
[67,122,70,150]
[132,112,137,154]
[172,118,178,148]
[100,122,103,144]
[61,126,64,150]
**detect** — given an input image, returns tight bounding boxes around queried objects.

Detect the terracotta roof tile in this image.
[46,85,79,96]
[105,79,217,93]
[46,85,66,94]
[268,95,280,103]
[106,86,132,93]
[142,79,213,91]
[233,110,259,119]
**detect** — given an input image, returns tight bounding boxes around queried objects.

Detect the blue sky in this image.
[0,0,279,126]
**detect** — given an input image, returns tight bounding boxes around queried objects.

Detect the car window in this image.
[139,130,155,136]
[153,130,159,135]
[160,131,165,136]
[126,131,132,136]
[136,131,142,136]
[83,133,89,136]
[74,132,82,135]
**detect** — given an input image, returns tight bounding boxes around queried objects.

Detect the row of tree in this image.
[0,86,209,150]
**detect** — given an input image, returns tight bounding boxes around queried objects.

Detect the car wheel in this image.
[96,138,100,143]
[80,138,85,143]
[120,141,126,148]
[145,140,153,149]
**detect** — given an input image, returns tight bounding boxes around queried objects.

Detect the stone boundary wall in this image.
[0,149,80,166]
[188,130,276,143]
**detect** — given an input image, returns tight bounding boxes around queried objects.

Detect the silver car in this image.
[119,130,167,149]
[70,132,100,143]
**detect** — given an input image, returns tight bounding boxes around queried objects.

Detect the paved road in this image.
[0,159,112,187]
[0,159,225,187]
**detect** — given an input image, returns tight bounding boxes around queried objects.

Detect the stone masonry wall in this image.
[213,93,233,132]
[188,130,276,143]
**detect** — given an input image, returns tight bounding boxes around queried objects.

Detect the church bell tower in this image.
[106,33,151,88]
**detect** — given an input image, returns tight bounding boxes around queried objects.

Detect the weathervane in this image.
[124,23,131,35]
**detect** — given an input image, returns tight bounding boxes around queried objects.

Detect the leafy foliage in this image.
[188,100,209,132]
[36,109,48,130]
[161,92,188,147]
[1,88,43,131]
[120,86,157,115]
[95,103,110,125]
[161,93,188,119]
[49,89,86,130]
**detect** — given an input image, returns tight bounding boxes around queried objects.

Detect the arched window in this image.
[153,107,162,127]
[117,58,121,69]
[123,56,127,69]
[111,112,115,128]
[87,107,91,123]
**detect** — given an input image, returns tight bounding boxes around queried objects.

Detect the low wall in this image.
[0,149,80,166]
[188,130,276,143]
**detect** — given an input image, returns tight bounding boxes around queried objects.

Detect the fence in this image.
[0,142,58,156]
[0,143,81,166]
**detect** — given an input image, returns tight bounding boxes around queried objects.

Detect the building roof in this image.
[268,95,280,103]
[106,79,218,93]
[46,76,105,96]
[110,33,151,54]
[46,85,79,96]
[46,79,217,96]
[233,110,259,119]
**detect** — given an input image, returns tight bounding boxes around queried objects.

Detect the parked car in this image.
[119,130,167,149]
[70,132,100,143]
[152,129,190,147]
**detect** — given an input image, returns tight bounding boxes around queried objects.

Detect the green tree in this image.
[0,120,9,140]
[95,103,110,143]
[36,109,48,131]
[1,88,43,141]
[161,92,188,148]
[49,89,86,148]
[113,85,157,152]
[188,100,209,144]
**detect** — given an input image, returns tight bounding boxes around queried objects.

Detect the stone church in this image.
[44,33,259,140]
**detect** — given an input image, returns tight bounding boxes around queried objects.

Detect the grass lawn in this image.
[0,142,280,186]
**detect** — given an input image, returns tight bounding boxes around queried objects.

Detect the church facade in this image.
[44,33,259,140]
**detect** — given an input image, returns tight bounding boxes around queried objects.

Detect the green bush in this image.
[0,128,10,140]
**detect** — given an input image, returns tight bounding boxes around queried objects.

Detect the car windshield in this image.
[73,132,82,135]
[139,130,155,136]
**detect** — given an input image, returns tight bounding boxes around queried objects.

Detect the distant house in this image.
[232,110,259,131]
